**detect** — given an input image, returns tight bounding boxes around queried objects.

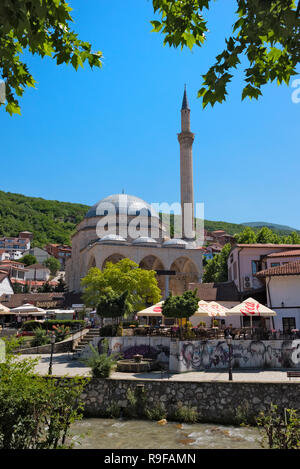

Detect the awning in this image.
[0,303,10,314]
[137,302,164,317]
[227,298,276,317]
[10,303,46,315]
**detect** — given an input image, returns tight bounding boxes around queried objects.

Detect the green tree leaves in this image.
[152,0,300,106]
[0,0,102,114]
[81,258,161,312]
[202,243,231,283]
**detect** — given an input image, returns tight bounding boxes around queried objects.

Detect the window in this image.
[233,261,237,280]
[282,317,296,332]
[251,260,261,275]
[271,263,280,267]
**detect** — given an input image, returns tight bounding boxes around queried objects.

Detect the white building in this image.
[0,271,14,296]
[25,264,50,282]
[228,244,300,294]
[256,260,300,331]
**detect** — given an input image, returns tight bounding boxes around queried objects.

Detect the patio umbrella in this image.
[136,302,164,317]
[227,297,276,328]
[206,302,228,317]
[0,303,10,314]
[10,303,46,316]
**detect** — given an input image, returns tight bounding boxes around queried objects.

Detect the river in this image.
[70,418,262,449]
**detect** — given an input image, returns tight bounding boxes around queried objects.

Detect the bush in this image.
[0,342,86,449]
[99,325,118,337]
[30,328,50,347]
[52,325,70,342]
[257,404,300,449]
[145,402,167,421]
[173,405,198,423]
[83,340,118,379]
[22,320,85,332]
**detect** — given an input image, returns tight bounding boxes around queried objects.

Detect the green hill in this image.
[0,191,89,246]
[0,190,297,247]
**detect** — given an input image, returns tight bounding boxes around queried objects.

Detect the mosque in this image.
[66,89,203,298]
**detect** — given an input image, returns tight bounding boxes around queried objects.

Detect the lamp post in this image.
[48,333,56,376]
[226,334,233,381]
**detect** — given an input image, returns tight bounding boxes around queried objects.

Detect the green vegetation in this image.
[96,290,128,325]
[172,405,198,424]
[235,226,300,244]
[162,290,199,339]
[257,404,300,449]
[30,328,50,347]
[21,320,85,332]
[44,256,61,275]
[18,254,37,266]
[203,243,232,283]
[0,0,102,115]
[0,338,86,449]
[152,0,299,107]
[0,190,88,246]
[81,258,161,312]
[83,341,118,379]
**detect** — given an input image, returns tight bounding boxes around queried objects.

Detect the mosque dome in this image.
[98,234,127,244]
[132,236,159,246]
[85,194,159,219]
[162,238,188,248]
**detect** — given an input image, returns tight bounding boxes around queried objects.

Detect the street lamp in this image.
[226,334,233,381]
[48,333,56,376]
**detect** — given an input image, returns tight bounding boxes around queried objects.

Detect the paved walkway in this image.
[18,353,299,383]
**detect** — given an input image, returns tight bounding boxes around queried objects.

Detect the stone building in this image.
[66,90,203,297]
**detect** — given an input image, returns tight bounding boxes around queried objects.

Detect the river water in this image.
[70,418,262,449]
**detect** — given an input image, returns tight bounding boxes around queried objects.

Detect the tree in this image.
[235,226,257,244]
[96,289,128,325]
[0,0,102,115]
[0,339,86,449]
[256,226,280,244]
[162,290,199,338]
[54,276,66,292]
[202,243,232,283]
[44,257,61,276]
[81,258,161,312]
[257,404,300,449]
[152,0,300,106]
[18,254,37,266]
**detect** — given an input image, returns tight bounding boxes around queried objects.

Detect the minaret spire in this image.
[178,86,195,239]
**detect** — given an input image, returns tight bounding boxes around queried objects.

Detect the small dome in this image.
[162,238,188,248]
[132,236,159,246]
[99,234,126,244]
[85,194,159,219]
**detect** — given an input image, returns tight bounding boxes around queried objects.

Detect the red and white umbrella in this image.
[195,301,228,317]
[137,302,164,317]
[227,298,276,317]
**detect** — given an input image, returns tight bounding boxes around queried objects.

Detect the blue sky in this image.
[0,0,299,228]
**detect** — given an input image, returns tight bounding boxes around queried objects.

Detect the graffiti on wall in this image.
[180,340,300,371]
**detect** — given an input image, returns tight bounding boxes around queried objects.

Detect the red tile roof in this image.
[266,249,300,258]
[236,244,300,249]
[256,260,300,278]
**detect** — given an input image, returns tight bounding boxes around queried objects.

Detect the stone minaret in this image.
[178,86,195,239]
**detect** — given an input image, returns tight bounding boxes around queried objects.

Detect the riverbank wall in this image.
[82,378,300,425]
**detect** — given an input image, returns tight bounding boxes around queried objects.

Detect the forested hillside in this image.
[0,191,89,246]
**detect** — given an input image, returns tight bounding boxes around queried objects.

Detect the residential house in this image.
[0,260,28,284]
[227,244,300,295]
[24,247,50,264]
[0,233,31,253]
[25,263,50,282]
[256,261,300,332]
[45,244,72,269]
[0,270,14,296]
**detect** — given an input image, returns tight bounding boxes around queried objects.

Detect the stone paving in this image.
[18,353,299,382]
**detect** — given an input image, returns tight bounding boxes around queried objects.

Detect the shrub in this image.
[22,320,85,332]
[99,325,118,337]
[173,405,198,423]
[256,404,300,449]
[145,402,167,421]
[52,325,70,342]
[83,340,118,379]
[30,328,50,347]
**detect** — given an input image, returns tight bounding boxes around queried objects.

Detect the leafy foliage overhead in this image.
[162,289,199,320]
[152,0,300,106]
[0,0,102,114]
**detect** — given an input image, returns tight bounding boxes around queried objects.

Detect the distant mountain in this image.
[243,221,299,234]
